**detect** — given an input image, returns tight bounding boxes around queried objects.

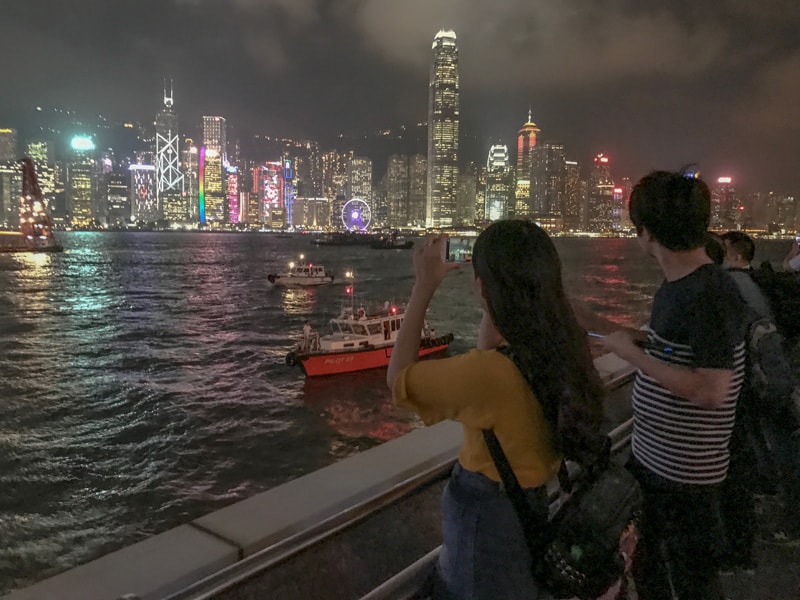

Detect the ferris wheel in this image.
[341,198,371,231]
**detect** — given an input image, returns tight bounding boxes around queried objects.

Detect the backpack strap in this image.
[482,429,553,559]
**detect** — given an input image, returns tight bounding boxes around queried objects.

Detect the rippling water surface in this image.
[0,232,790,592]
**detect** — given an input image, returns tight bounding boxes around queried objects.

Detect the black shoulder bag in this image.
[483,352,642,599]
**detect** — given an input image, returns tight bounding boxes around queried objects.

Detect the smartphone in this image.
[445,238,453,262]
[795,233,800,244]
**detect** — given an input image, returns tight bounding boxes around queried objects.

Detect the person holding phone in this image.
[387,223,606,599]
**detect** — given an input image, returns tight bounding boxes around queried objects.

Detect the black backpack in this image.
[750,262,800,342]
[483,348,642,599]
[744,315,796,417]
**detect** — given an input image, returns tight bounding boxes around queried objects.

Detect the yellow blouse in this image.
[392,349,562,488]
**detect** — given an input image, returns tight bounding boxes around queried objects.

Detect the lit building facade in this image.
[711,177,739,230]
[156,82,185,223]
[200,148,225,224]
[226,166,240,224]
[456,162,478,226]
[485,144,512,222]
[514,110,541,218]
[0,128,17,162]
[386,154,410,228]
[129,165,158,223]
[67,136,96,227]
[322,150,352,229]
[106,172,130,226]
[563,160,583,231]
[530,142,566,229]
[588,153,615,232]
[252,161,286,224]
[348,157,373,205]
[181,139,199,222]
[426,29,459,228]
[292,196,330,229]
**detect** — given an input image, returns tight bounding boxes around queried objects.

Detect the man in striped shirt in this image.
[575,171,747,599]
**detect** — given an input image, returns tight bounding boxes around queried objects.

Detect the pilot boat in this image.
[286,276,453,376]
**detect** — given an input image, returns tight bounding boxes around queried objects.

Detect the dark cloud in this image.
[0,0,798,192]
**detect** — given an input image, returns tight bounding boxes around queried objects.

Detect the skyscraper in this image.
[485,144,512,222]
[67,135,96,227]
[426,29,459,228]
[530,142,567,230]
[348,157,373,205]
[588,154,615,232]
[129,164,158,223]
[514,109,541,218]
[156,81,185,223]
[202,117,227,225]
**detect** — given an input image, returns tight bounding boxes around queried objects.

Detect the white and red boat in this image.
[286,283,453,376]
[267,262,334,287]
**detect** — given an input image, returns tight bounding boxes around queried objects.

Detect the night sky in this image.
[1,0,799,193]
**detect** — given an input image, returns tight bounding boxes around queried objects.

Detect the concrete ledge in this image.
[193,420,463,556]
[6,525,239,600]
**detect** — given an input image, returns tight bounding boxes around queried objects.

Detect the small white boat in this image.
[268,263,334,287]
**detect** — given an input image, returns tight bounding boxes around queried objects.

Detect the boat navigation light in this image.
[390,306,397,314]
[289,261,295,269]
[299,254,305,260]
[345,286,353,294]
[345,270,353,278]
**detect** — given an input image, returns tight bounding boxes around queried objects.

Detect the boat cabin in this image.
[290,265,328,278]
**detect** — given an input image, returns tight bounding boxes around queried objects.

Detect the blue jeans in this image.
[433,462,552,600]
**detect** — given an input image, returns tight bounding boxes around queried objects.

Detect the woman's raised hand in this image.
[412,234,460,295]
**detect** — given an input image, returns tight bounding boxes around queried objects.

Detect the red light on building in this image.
[345,286,353,294]
[718,177,732,184]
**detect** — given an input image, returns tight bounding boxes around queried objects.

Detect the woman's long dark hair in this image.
[472,220,606,465]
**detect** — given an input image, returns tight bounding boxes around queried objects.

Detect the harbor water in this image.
[0,232,791,593]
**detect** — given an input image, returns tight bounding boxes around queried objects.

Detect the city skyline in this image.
[0,1,799,194]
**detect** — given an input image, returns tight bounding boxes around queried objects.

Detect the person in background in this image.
[722,231,773,319]
[574,171,747,599]
[387,222,606,600]
[781,238,800,271]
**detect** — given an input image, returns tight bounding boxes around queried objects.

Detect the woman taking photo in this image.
[387,220,606,599]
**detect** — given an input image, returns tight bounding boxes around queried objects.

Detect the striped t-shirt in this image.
[632,263,746,485]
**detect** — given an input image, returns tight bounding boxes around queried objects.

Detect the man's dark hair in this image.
[629,171,711,251]
[721,230,756,263]
[704,233,725,265]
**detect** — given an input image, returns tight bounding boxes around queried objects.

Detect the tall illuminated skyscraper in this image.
[201,117,227,226]
[530,141,566,230]
[426,29,459,228]
[348,157,373,204]
[156,81,185,223]
[129,164,158,223]
[485,144,511,222]
[588,154,614,232]
[67,135,96,227]
[514,109,541,218]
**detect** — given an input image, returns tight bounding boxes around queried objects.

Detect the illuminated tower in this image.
[711,176,738,230]
[181,139,199,222]
[426,29,459,228]
[588,154,614,232]
[156,80,185,223]
[530,141,566,230]
[129,164,158,223]
[67,136,96,227]
[563,160,584,231]
[201,117,227,226]
[485,144,511,222]
[514,109,541,218]
[348,157,373,204]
